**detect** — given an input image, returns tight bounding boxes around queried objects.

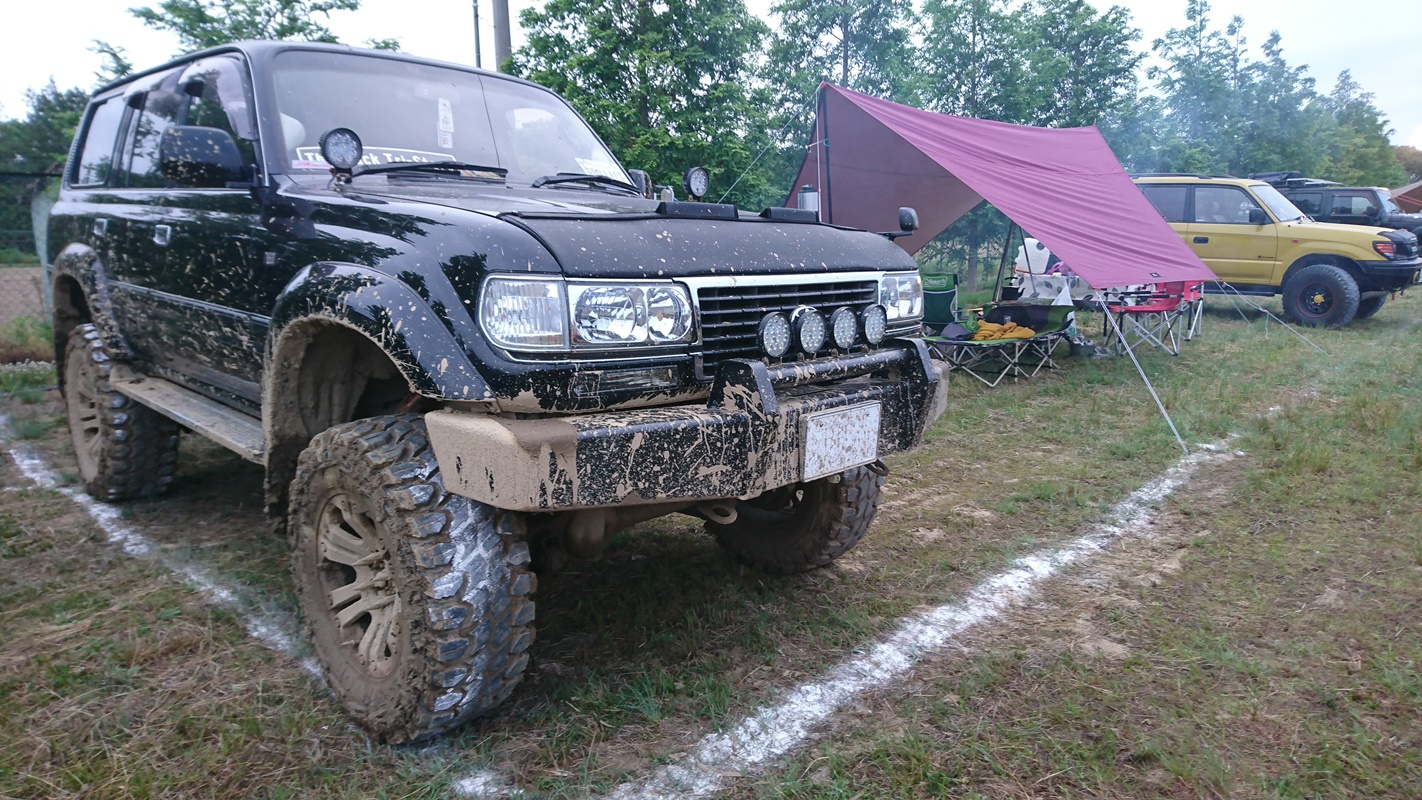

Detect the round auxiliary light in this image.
[792,306,826,354]
[862,304,888,345]
[758,312,792,358]
[683,166,710,200]
[830,307,859,350]
[318,127,363,171]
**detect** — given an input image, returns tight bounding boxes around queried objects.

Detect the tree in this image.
[0,82,91,173]
[767,0,915,101]
[1312,72,1406,187]
[512,0,777,209]
[129,0,399,53]
[1019,0,1142,128]
[1395,146,1422,184]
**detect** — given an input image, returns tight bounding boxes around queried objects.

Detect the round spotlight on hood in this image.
[792,306,826,354]
[318,128,363,172]
[862,304,888,345]
[758,312,792,358]
[830,307,859,350]
[683,166,710,201]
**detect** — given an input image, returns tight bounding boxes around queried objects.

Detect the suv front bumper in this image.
[1356,257,1422,290]
[426,340,947,511]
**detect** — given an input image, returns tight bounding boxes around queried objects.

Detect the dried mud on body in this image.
[1,295,1421,799]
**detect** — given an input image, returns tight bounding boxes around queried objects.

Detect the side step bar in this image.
[109,365,265,463]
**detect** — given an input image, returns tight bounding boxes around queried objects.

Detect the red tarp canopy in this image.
[1394,180,1422,213]
[788,84,1217,289]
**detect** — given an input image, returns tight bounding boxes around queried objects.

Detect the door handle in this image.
[153,224,172,247]
[1192,236,1209,244]
[92,218,108,237]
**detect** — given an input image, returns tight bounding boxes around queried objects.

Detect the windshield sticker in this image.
[575,158,624,180]
[438,98,454,149]
[293,146,455,170]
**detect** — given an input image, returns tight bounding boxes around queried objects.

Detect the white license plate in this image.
[801,402,881,481]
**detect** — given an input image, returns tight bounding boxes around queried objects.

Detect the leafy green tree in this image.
[512,0,777,208]
[1019,0,1142,128]
[1312,72,1406,187]
[128,0,399,53]
[0,82,91,173]
[1395,146,1422,184]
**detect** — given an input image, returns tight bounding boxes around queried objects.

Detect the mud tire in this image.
[61,324,180,501]
[1281,263,1360,328]
[289,415,535,744]
[1354,295,1386,320]
[708,466,884,574]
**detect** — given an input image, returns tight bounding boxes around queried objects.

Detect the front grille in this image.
[695,280,879,374]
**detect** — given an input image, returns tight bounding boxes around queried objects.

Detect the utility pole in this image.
[492,0,512,73]
[472,0,483,69]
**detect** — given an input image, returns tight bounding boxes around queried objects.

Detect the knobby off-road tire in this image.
[289,415,535,744]
[1281,263,1360,328]
[61,324,180,501]
[1354,295,1387,320]
[708,465,885,574]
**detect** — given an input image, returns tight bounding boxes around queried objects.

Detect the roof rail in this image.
[1129,172,1235,180]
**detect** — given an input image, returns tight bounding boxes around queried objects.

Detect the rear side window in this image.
[1139,185,1188,223]
[125,90,184,188]
[73,98,125,186]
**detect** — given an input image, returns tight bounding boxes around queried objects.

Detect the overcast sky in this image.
[3,0,1419,151]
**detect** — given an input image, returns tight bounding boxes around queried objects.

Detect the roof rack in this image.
[1130,173,1235,180]
[1247,171,1338,188]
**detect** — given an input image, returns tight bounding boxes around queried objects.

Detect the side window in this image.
[179,56,258,166]
[1139,185,1188,223]
[1332,193,1376,216]
[125,86,184,188]
[72,98,126,187]
[1193,186,1262,225]
[1290,191,1322,215]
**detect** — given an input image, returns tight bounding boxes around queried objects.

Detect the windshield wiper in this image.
[354,161,508,181]
[531,172,640,194]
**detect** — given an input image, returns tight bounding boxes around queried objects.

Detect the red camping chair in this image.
[1103,281,1202,355]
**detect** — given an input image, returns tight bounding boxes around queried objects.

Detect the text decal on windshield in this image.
[292,146,455,170]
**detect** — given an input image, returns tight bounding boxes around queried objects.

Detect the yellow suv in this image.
[1134,175,1421,327]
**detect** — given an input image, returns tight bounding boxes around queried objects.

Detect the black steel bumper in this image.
[1356,258,1422,289]
[426,340,946,511]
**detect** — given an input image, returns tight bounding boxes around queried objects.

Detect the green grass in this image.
[0,295,1419,797]
[0,247,40,265]
[0,315,52,365]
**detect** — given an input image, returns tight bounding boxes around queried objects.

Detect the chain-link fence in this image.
[1,173,55,364]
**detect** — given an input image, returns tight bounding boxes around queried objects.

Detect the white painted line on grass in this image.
[4,437,322,679]
[455,439,1234,799]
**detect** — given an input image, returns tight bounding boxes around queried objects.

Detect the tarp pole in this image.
[992,220,1016,305]
[1098,298,1189,455]
[820,85,834,225]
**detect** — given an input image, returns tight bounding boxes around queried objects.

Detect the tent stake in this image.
[1099,299,1189,455]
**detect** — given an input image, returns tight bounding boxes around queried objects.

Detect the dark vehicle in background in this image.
[48,41,946,744]
[1250,172,1422,238]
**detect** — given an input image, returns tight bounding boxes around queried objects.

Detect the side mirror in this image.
[160,125,249,187]
[627,169,653,199]
[898,206,920,233]
[1364,206,1380,218]
[1248,207,1269,225]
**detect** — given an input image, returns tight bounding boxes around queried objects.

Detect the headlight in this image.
[879,272,923,325]
[480,276,693,353]
[479,276,568,350]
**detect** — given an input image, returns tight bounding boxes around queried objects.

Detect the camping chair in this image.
[921,272,960,336]
[1103,281,1201,356]
[927,303,1074,387]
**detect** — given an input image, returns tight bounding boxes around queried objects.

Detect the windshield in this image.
[1380,194,1403,214]
[269,51,627,186]
[1251,184,1306,222]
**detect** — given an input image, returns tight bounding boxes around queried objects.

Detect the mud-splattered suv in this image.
[48,42,946,742]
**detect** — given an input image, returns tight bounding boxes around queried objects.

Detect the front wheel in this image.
[289,415,536,743]
[1281,263,1360,328]
[708,465,885,574]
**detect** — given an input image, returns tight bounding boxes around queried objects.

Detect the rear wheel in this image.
[1281,263,1360,328]
[61,324,180,501]
[708,466,884,574]
[289,415,535,743]
[1354,295,1386,320]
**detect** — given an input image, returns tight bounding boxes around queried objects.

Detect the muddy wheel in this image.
[289,415,535,743]
[61,324,180,501]
[1281,263,1359,328]
[1354,295,1386,320]
[708,465,885,574]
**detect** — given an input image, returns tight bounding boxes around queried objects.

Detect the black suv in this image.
[1250,172,1422,237]
[48,42,946,743]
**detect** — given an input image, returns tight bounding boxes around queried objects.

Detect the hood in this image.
[1284,219,1396,239]
[351,180,919,279]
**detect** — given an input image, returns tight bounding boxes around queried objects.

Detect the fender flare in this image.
[267,262,494,402]
[49,242,135,361]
